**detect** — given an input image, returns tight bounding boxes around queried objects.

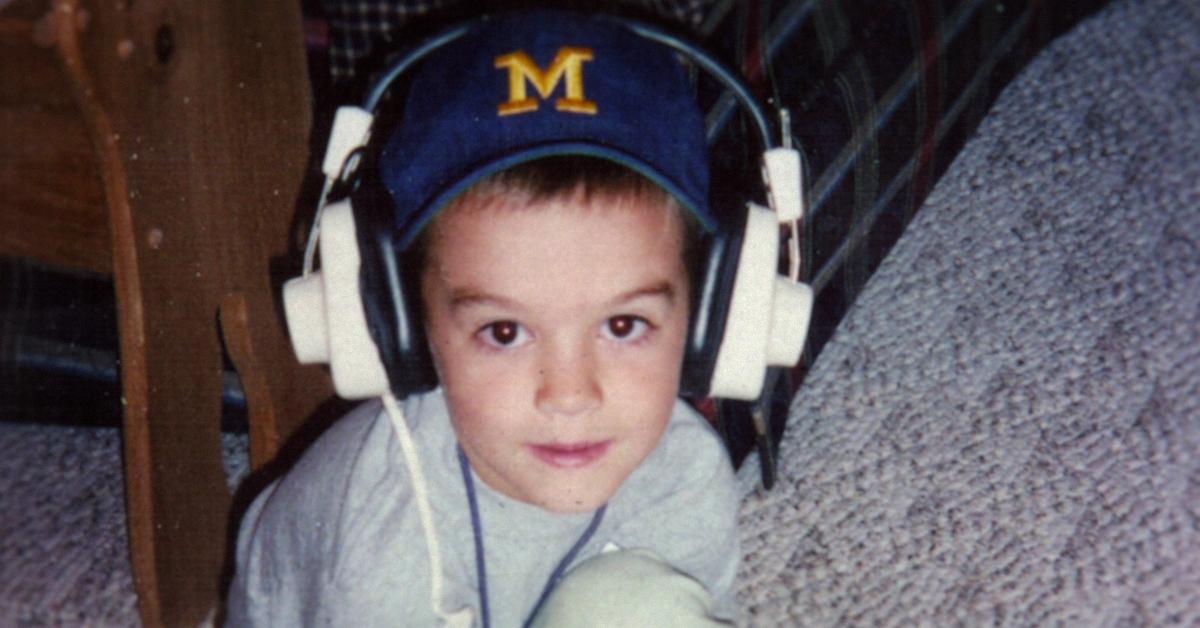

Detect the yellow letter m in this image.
[494,46,597,116]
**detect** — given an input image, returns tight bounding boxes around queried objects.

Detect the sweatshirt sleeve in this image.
[225,480,288,626]
[224,401,390,626]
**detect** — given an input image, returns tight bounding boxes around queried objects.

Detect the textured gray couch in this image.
[736,0,1200,624]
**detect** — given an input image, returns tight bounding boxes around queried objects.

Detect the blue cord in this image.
[522,503,607,628]
[457,446,606,628]
[458,447,492,628]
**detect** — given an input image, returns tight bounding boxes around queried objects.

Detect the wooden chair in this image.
[1,1,333,624]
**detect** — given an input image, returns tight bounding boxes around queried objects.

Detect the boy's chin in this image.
[529,479,623,514]
[536,495,611,515]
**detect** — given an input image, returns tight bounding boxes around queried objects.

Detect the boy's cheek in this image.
[435,350,541,415]
[426,323,486,380]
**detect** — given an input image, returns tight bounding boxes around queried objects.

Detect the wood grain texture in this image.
[0,7,109,272]
[41,0,334,623]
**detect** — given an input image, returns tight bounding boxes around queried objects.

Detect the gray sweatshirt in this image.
[226,389,739,627]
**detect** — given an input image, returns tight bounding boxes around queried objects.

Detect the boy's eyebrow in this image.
[609,281,676,307]
[447,281,677,311]
[448,288,520,311]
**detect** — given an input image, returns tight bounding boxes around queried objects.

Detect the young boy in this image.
[227,9,741,626]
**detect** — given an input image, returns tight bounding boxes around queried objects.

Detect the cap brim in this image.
[396,142,716,249]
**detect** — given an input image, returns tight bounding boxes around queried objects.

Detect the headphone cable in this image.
[382,393,474,627]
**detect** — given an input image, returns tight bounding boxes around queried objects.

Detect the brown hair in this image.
[408,155,704,282]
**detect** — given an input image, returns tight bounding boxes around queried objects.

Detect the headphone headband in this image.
[362,14,777,149]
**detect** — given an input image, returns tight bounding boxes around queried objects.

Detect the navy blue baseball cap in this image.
[377,9,716,247]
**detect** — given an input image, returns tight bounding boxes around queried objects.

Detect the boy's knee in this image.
[529,549,732,628]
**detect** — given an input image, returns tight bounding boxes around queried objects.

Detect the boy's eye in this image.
[478,320,528,348]
[603,315,650,341]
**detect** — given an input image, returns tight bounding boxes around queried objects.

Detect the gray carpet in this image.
[3,0,1198,625]
[735,0,1200,625]
[0,424,249,626]
[0,424,139,625]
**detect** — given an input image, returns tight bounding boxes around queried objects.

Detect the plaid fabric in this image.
[320,0,716,82]
[321,0,450,83]
[701,0,1109,463]
[0,258,120,425]
[703,0,1109,354]
[0,256,243,428]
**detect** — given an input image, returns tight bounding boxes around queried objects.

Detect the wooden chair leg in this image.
[220,292,332,471]
[124,300,231,626]
[46,1,324,623]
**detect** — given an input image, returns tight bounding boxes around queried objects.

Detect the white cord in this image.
[381,392,473,627]
[787,219,802,282]
[302,177,337,277]
[776,108,803,283]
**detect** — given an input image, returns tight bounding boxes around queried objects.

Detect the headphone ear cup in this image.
[706,204,813,400]
[282,200,391,398]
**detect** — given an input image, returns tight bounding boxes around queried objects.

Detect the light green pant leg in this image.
[529,549,732,628]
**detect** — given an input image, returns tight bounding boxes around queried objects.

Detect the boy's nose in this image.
[535,344,602,418]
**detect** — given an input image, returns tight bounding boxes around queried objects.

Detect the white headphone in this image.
[282,15,813,404]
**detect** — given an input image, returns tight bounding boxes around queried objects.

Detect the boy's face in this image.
[420,191,691,513]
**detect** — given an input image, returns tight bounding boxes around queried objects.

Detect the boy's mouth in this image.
[527,441,611,469]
